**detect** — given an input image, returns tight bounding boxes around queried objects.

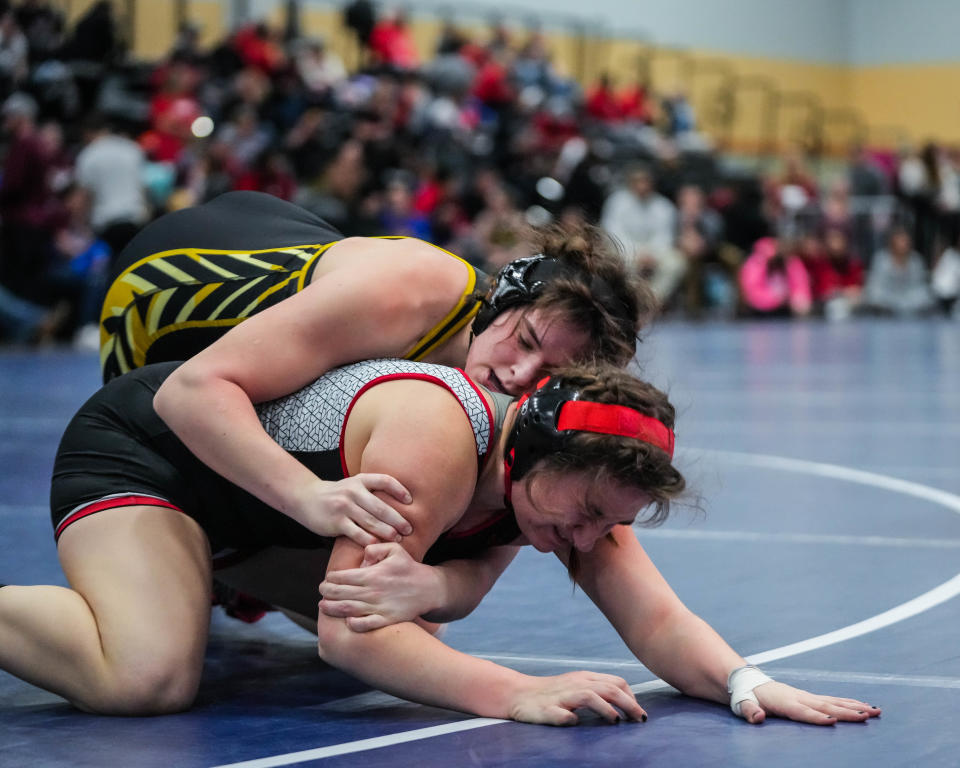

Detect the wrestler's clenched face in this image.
[510,470,651,553]
[465,308,590,396]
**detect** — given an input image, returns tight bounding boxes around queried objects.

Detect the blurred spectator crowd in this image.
[0,0,958,347]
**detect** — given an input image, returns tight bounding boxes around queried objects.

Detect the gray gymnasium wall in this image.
[254,0,843,61]
[847,0,960,65]
[477,0,960,65]
[466,0,850,63]
[261,0,960,66]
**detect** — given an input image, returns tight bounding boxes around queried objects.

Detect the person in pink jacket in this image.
[739,236,811,316]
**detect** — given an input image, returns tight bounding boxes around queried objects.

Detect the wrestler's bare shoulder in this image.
[342,376,483,507]
[316,236,468,285]
[300,237,473,338]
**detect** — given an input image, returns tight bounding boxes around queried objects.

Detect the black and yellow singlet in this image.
[100,191,487,383]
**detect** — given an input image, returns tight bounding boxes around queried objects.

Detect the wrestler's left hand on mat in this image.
[298,475,414,546]
[506,672,648,726]
[740,681,882,725]
[318,542,437,631]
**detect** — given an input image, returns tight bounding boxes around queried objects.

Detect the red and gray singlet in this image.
[256,359,494,477]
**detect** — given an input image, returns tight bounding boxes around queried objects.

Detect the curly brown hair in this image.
[476,222,658,368]
[529,223,657,367]
[521,363,684,525]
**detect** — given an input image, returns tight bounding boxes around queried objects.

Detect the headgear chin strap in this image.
[503,376,675,503]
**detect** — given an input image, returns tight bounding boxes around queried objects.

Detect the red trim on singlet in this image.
[338,371,492,477]
[55,494,183,541]
[441,509,512,540]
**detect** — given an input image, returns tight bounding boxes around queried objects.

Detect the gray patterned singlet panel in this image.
[255,359,493,457]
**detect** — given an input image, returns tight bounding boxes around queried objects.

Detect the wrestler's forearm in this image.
[575,529,742,706]
[627,606,743,704]
[154,375,318,521]
[317,616,526,718]
[422,548,518,623]
[421,562,494,623]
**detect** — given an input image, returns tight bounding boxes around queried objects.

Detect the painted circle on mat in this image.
[697,449,960,664]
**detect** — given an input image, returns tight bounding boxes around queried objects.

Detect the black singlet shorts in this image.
[50,362,331,554]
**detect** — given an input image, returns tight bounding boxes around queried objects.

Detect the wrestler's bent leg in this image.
[0,506,212,714]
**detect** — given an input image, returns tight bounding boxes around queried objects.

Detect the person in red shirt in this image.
[142,61,203,164]
[472,48,513,108]
[619,78,652,124]
[234,149,297,201]
[585,73,623,122]
[0,93,65,297]
[232,22,286,75]
[800,227,864,315]
[368,9,419,71]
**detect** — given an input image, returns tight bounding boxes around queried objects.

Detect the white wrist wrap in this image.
[727,665,774,717]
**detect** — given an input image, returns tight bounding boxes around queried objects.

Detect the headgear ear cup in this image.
[472,254,560,337]
[472,253,630,337]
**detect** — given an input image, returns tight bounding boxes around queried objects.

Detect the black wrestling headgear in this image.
[472,253,627,337]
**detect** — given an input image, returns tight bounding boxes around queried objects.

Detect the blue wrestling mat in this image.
[2,319,958,766]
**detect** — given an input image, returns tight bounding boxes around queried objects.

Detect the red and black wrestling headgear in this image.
[504,375,676,486]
